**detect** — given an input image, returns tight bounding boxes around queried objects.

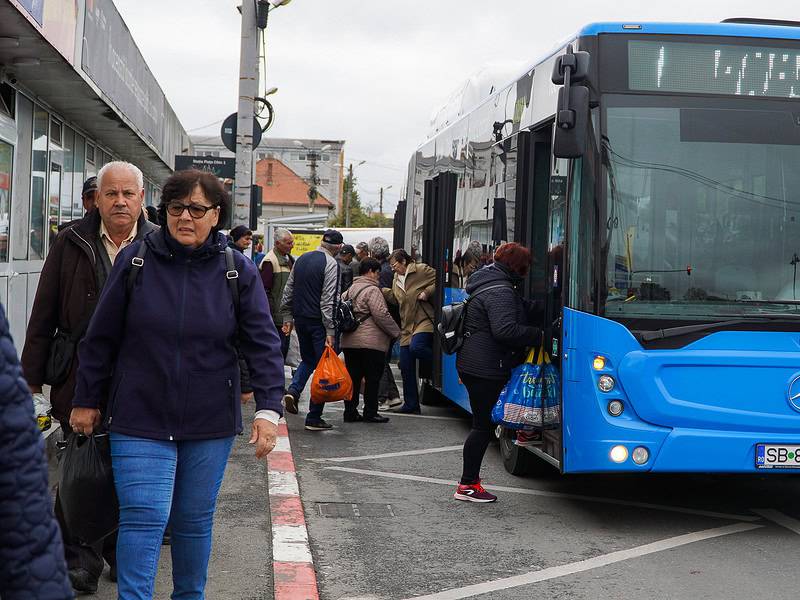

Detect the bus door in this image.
[421,172,457,390]
[500,122,565,474]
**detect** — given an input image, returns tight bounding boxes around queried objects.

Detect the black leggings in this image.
[344,348,386,418]
[459,373,507,485]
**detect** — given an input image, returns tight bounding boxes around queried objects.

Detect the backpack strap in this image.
[224,247,241,323]
[126,242,149,296]
[463,283,514,337]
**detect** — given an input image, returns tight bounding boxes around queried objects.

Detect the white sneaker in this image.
[378,400,390,412]
[386,397,403,409]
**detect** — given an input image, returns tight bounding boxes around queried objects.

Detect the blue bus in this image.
[395,19,800,476]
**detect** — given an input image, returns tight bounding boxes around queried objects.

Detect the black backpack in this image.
[437,283,511,355]
[335,286,371,333]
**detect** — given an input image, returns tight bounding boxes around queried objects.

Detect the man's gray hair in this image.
[274,227,293,242]
[355,241,369,252]
[368,236,390,260]
[321,241,341,255]
[97,161,144,191]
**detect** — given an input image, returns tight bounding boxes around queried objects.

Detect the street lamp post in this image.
[233,0,290,230]
[379,184,393,226]
[345,160,366,227]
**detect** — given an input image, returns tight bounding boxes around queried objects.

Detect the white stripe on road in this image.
[272,524,313,563]
[324,467,761,522]
[323,406,463,421]
[400,522,761,600]
[268,471,300,496]
[310,445,463,463]
[751,509,800,535]
[274,436,292,453]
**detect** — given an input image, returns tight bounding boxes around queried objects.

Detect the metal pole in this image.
[379,187,384,223]
[307,151,319,213]
[345,163,353,227]
[233,0,259,228]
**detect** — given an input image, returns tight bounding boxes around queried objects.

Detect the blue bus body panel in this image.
[441,287,471,413]
[578,22,800,41]
[562,308,800,473]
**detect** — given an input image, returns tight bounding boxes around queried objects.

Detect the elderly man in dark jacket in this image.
[21,160,158,594]
[0,304,72,599]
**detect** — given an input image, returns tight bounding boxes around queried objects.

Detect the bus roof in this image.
[579,21,800,41]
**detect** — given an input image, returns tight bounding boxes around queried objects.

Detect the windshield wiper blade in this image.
[734,299,800,305]
[635,315,800,343]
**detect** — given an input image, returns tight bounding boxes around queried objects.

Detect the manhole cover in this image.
[316,503,395,518]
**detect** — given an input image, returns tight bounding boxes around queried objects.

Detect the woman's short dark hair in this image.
[389,248,412,265]
[494,242,532,277]
[158,169,230,231]
[359,257,381,275]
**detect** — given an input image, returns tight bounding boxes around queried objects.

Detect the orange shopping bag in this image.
[310,346,353,404]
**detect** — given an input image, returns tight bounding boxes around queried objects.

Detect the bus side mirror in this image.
[553,86,589,158]
[551,45,591,159]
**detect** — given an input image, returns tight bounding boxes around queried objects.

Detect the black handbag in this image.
[44,310,93,386]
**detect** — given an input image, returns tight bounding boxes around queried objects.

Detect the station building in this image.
[0,0,190,350]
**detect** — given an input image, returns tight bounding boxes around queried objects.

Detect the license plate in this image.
[755,444,800,469]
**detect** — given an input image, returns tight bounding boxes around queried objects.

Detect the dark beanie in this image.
[230,225,251,241]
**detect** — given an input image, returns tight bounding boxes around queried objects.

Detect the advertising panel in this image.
[42,0,78,61]
[82,0,165,154]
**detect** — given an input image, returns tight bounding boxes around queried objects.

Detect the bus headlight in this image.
[632,446,650,465]
[598,375,615,392]
[607,400,624,417]
[610,445,628,463]
[593,356,606,370]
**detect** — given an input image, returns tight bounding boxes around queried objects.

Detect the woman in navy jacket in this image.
[70,169,284,598]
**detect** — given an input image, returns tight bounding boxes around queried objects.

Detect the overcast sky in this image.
[115,0,795,212]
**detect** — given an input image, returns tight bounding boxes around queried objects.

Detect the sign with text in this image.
[174,155,236,179]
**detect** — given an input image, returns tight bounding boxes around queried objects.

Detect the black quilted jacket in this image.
[0,304,72,599]
[456,263,542,380]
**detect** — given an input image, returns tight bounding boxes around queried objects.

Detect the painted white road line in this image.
[752,509,800,535]
[268,471,300,496]
[310,445,463,463]
[400,522,762,600]
[274,436,292,453]
[272,524,314,563]
[323,406,463,421]
[325,466,761,522]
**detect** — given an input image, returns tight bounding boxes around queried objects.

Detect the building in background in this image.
[191,135,345,212]
[255,157,333,220]
[0,0,190,350]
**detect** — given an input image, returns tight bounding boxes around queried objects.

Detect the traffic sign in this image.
[220,112,263,153]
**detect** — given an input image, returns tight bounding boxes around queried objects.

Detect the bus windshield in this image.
[602,95,800,321]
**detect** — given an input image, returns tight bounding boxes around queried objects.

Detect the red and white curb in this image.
[267,420,320,600]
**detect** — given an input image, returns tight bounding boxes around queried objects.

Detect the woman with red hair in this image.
[454,242,542,502]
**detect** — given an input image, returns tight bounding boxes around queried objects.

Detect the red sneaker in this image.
[453,481,497,503]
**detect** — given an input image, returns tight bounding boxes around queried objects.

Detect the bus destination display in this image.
[628,39,800,99]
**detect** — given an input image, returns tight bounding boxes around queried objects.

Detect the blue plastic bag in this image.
[491,348,560,430]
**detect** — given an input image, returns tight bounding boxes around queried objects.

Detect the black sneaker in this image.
[68,568,98,594]
[363,415,390,423]
[305,419,333,431]
[283,393,298,415]
[343,412,363,422]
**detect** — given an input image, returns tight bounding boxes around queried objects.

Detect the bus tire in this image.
[498,428,552,477]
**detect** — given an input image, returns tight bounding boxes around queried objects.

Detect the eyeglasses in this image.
[166,202,218,219]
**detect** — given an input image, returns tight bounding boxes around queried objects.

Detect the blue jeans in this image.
[110,433,234,600]
[287,317,328,423]
[398,332,433,409]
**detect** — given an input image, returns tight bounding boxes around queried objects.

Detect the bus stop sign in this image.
[220,112,263,153]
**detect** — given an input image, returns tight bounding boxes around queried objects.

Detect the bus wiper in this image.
[635,315,800,343]
[734,299,800,305]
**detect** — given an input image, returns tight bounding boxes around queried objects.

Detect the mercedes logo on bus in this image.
[789,375,800,413]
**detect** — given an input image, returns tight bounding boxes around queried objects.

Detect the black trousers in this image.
[57,421,117,580]
[344,348,387,418]
[459,373,506,485]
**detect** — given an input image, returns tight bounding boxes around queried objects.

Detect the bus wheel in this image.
[498,428,536,476]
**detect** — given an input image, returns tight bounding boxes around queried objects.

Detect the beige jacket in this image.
[383,262,436,346]
[341,277,401,352]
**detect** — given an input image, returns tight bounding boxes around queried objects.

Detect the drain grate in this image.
[316,502,395,518]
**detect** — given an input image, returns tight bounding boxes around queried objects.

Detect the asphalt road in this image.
[286,376,800,600]
[71,367,800,600]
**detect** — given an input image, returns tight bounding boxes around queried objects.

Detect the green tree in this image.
[330,175,391,228]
